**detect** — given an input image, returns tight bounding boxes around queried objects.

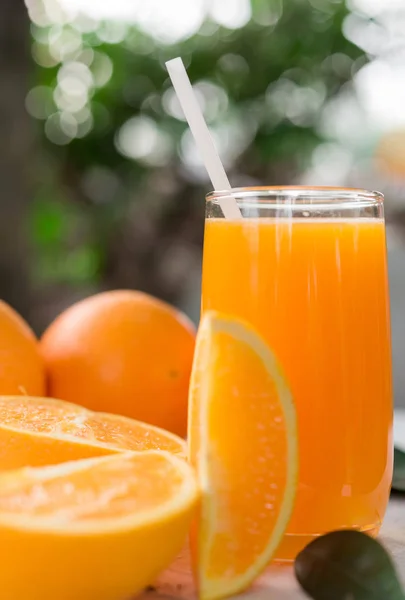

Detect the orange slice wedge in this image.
[0,396,186,470]
[0,451,198,600]
[188,311,298,600]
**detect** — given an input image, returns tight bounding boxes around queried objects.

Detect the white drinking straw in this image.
[165,57,242,219]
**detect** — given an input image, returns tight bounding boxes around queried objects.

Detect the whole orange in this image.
[40,290,195,437]
[0,300,45,395]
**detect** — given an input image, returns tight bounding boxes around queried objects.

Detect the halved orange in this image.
[0,396,186,471]
[0,451,198,600]
[188,311,298,600]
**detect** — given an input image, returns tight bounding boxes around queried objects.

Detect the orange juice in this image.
[201,208,393,561]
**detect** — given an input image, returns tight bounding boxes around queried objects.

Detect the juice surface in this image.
[201,217,393,560]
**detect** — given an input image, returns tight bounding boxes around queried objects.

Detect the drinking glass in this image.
[201,187,393,561]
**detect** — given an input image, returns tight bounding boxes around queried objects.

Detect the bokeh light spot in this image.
[208,0,251,29]
[26,86,55,120]
[115,116,172,165]
[91,52,114,87]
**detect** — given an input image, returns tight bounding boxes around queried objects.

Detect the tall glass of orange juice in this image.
[201,187,393,562]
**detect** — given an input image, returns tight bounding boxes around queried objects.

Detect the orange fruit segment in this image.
[0,451,199,600]
[188,311,298,600]
[0,396,186,471]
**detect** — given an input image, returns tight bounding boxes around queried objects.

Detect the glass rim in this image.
[206,186,384,203]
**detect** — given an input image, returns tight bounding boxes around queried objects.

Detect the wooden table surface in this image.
[141,497,405,600]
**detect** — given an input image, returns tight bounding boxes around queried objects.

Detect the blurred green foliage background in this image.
[2,0,405,333]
